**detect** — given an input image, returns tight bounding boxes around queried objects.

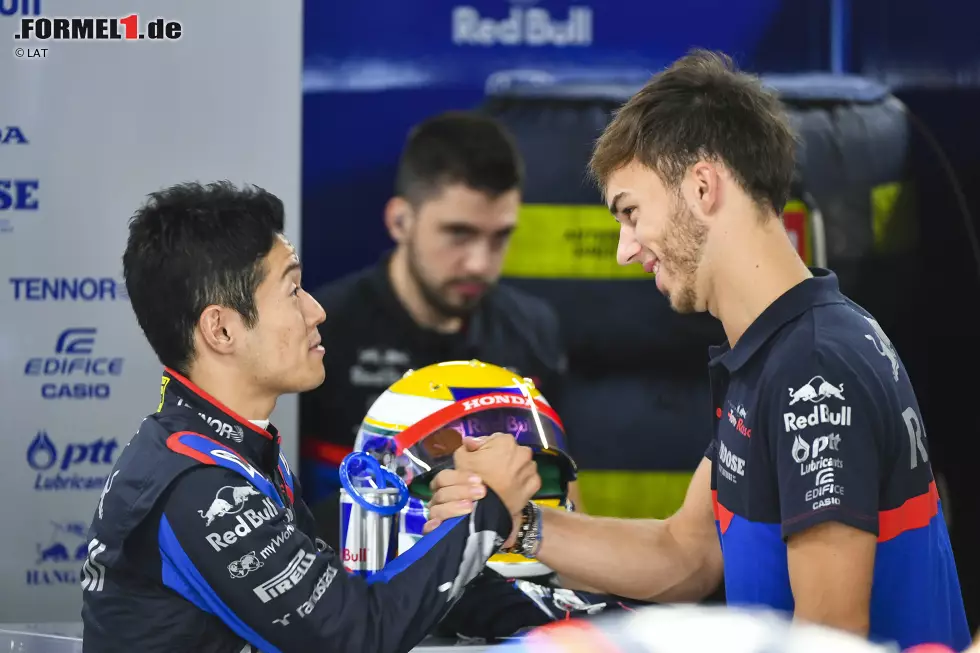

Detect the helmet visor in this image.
[393,392,573,497]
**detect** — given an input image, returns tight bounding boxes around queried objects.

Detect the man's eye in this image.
[290,286,300,297]
[448,229,473,241]
[622,207,636,218]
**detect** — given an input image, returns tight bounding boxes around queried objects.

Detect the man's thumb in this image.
[462,436,485,451]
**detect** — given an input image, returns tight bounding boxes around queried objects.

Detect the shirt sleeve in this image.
[157,466,511,653]
[704,438,717,462]
[768,346,881,540]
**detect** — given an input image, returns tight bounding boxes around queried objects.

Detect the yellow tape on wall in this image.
[871,181,917,254]
[576,470,694,519]
[501,204,651,280]
[504,201,813,279]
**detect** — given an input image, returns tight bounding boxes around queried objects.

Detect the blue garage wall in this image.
[300,0,831,289]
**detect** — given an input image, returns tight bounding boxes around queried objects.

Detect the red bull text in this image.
[783,404,852,432]
[339,487,400,577]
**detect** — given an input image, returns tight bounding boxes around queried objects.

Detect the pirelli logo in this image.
[253,551,316,604]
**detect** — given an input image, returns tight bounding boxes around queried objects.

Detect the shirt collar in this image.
[709,268,846,372]
[159,367,280,463]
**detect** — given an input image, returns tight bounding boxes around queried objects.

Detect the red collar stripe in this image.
[164,367,274,441]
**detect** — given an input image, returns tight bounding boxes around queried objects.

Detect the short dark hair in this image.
[589,49,798,215]
[122,181,285,373]
[394,111,524,207]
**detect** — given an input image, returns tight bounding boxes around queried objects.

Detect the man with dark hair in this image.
[300,111,577,519]
[425,51,971,651]
[81,181,541,652]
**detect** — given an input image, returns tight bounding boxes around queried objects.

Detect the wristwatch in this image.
[503,502,542,558]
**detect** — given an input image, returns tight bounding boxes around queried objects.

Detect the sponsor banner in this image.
[0,0,301,621]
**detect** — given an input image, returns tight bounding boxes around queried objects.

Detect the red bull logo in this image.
[205,497,279,551]
[198,484,260,526]
[27,521,87,586]
[342,547,367,563]
[787,375,845,406]
[339,488,400,576]
[451,6,593,47]
[783,404,852,432]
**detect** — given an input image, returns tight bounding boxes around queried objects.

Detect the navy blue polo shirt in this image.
[705,269,969,651]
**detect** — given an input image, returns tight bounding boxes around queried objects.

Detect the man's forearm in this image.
[536,508,722,603]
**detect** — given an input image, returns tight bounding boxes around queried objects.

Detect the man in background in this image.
[300,111,578,541]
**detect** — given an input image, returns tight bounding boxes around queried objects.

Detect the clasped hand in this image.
[422,433,540,549]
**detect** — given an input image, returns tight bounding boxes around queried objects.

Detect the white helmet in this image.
[354,359,577,578]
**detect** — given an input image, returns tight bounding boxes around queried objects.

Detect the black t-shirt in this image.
[299,254,569,459]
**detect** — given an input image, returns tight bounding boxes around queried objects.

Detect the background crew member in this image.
[82,182,540,653]
[423,51,970,652]
[299,111,580,540]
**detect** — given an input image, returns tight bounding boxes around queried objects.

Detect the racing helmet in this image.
[354,359,577,578]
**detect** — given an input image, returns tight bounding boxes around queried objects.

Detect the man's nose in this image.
[462,241,493,276]
[616,224,640,266]
[305,292,326,326]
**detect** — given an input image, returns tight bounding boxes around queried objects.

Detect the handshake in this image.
[421,433,541,548]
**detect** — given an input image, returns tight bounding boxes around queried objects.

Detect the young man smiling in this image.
[81,181,540,653]
[424,50,970,652]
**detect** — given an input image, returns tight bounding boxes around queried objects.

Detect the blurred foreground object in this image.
[495,604,903,653]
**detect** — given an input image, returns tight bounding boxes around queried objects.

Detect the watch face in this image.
[518,504,539,557]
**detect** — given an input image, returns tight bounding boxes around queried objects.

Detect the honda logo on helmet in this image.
[460,393,532,412]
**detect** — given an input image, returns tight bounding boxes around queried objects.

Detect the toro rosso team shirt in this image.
[706,269,969,651]
[81,369,512,653]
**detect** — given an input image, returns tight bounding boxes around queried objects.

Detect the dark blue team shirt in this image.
[705,269,969,651]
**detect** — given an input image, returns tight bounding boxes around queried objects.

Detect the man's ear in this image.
[689,160,723,217]
[384,197,412,243]
[197,305,237,355]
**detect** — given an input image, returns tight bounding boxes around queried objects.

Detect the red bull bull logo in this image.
[27,521,87,586]
[198,484,260,526]
[787,375,846,405]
